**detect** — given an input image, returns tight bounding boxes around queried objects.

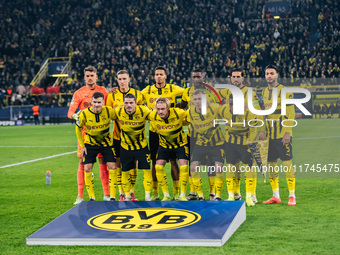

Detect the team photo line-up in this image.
[68,64,296,207]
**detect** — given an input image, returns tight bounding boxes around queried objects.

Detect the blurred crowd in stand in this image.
[0,0,339,108]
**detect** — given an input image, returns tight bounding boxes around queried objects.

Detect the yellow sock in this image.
[179,165,189,196]
[268,161,279,195]
[122,171,131,195]
[234,162,241,194]
[189,177,196,193]
[233,178,241,194]
[116,167,123,194]
[215,173,224,198]
[282,160,295,195]
[173,180,179,195]
[252,177,257,195]
[84,172,95,198]
[208,177,216,195]
[226,178,234,197]
[109,169,117,198]
[225,164,234,197]
[287,178,295,195]
[245,178,255,197]
[244,164,256,197]
[129,168,137,193]
[152,182,159,194]
[191,171,203,197]
[155,164,169,196]
[143,170,152,195]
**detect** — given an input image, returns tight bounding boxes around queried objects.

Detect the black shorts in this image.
[191,145,224,163]
[113,139,121,158]
[83,145,116,165]
[156,144,189,161]
[120,146,151,171]
[224,143,253,165]
[187,135,196,159]
[268,138,293,162]
[149,131,159,161]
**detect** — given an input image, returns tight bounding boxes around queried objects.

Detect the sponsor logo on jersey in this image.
[87,208,200,232]
[156,123,180,130]
[86,122,110,130]
[119,120,143,126]
[194,120,214,130]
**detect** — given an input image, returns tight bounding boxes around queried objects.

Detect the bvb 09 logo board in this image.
[87,208,201,232]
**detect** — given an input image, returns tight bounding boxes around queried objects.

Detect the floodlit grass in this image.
[0,119,339,254]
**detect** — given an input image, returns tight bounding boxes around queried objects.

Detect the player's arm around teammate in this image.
[147,97,189,201]
[141,67,185,201]
[75,92,117,201]
[189,90,225,201]
[113,93,153,201]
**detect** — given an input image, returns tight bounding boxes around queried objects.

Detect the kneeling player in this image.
[112,93,153,201]
[189,90,225,201]
[75,92,117,201]
[148,97,189,201]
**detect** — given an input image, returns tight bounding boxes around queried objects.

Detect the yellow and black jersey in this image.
[219,104,258,145]
[188,103,224,146]
[76,106,116,147]
[182,85,221,109]
[182,85,221,137]
[142,83,184,133]
[219,85,259,108]
[106,88,144,140]
[262,84,295,139]
[141,83,184,109]
[148,108,188,149]
[113,105,151,151]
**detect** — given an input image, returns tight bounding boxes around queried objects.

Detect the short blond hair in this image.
[117,70,129,76]
[192,89,205,97]
[155,97,170,109]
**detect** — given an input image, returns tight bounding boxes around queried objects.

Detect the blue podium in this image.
[27,201,246,246]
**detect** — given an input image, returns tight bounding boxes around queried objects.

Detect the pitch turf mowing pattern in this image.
[0,119,339,254]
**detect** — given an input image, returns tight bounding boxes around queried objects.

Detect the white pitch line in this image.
[0,146,75,148]
[295,136,340,140]
[0,151,76,169]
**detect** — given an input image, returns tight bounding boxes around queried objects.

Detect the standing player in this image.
[141,66,184,200]
[219,95,260,206]
[219,68,260,202]
[148,97,189,201]
[188,90,225,201]
[259,65,296,206]
[178,68,222,200]
[111,93,153,201]
[75,92,116,201]
[106,70,144,201]
[68,66,109,205]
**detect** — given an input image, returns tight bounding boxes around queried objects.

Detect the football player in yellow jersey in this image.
[111,93,153,201]
[141,67,184,201]
[75,92,117,201]
[148,97,189,201]
[178,69,222,200]
[258,65,296,206]
[219,95,261,206]
[188,90,225,201]
[106,70,144,201]
[219,68,260,202]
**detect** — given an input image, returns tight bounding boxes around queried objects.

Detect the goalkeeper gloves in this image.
[72,110,82,124]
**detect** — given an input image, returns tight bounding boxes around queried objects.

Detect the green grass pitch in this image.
[0,119,339,254]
